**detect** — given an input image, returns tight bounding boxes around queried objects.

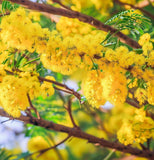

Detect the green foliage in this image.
[0,148,13,160]
[105,9,151,36]
[39,15,56,31]
[81,5,107,21]
[2,50,40,70]
[33,95,66,122]
[137,78,147,89]
[1,0,19,12]
[25,124,52,138]
[12,152,31,160]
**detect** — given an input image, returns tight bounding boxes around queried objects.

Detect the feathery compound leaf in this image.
[1,0,19,12]
[105,10,151,35]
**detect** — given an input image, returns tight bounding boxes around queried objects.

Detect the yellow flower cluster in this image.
[61,0,113,15]
[129,67,154,105]
[91,0,113,15]
[105,34,154,68]
[56,17,94,37]
[101,64,128,105]
[105,46,145,68]
[119,0,136,5]
[82,70,106,108]
[41,76,55,99]
[0,74,36,117]
[0,69,55,117]
[104,103,135,134]
[28,136,51,152]
[0,64,6,82]
[127,78,138,88]
[0,7,49,53]
[134,88,147,105]
[62,0,93,11]
[138,33,151,46]
[40,30,106,75]
[117,108,154,145]
[147,80,154,105]
[82,63,128,107]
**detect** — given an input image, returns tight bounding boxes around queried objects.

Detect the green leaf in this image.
[12,152,31,160]
[2,0,19,12]
[105,9,151,37]
[100,31,111,45]
[0,149,13,160]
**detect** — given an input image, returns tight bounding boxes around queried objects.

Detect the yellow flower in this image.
[28,136,50,152]
[28,11,41,21]
[138,33,151,46]
[117,121,134,145]
[147,80,154,105]
[134,88,147,105]
[82,70,106,108]
[101,66,128,105]
[40,76,55,99]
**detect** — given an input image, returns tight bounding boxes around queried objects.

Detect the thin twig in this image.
[54,86,73,95]
[39,76,81,101]
[140,143,148,150]
[126,98,140,109]
[52,0,72,10]
[37,135,70,157]
[147,138,151,150]
[0,11,10,17]
[65,98,79,128]
[27,93,40,119]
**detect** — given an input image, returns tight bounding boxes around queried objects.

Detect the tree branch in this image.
[126,98,140,109]
[126,98,154,121]
[37,135,70,157]
[0,109,153,159]
[51,0,72,10]
[38,76,81,101]
[65,98,79,128]
[27,93,41,119]
[7,0,141,49]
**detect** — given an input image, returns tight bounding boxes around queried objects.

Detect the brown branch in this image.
[20,134,70,159]
[126,98,154,121]
[51,0,72,10]
[140,143,148,150]
[7,0,141,49]
[39,76,81,101]
[65,98,79,128]
[53,86,73,95]
[0,109,153,159]
[126,98,140,109]
[27,93,40,119]
[114,0,154,20]
[0,11,10,17]
[37,135,70,157]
